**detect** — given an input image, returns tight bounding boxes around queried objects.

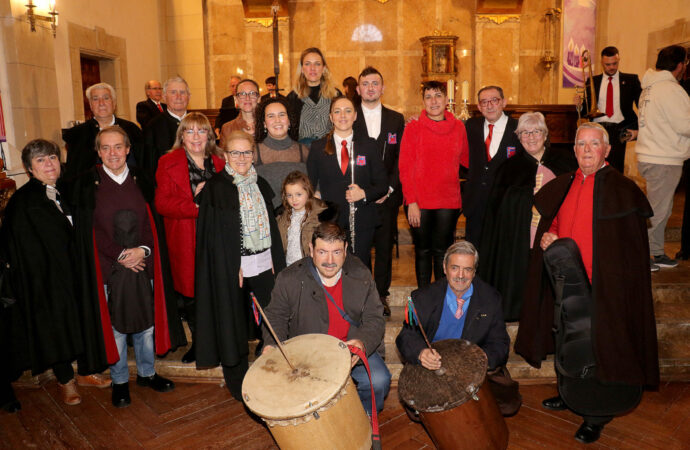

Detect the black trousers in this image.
[600,122,627,173]
[52,361,75,385]
[222,355,248,401]
[407,207,460,288]
[242,269,275,341]
[680,159,690,256]
[373,200,400,298]
[347,225,376,270]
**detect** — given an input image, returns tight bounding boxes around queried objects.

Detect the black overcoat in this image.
[194,170,285,368]
[142,112,180,178]
[514,166,659,387]
[478,147,577,321]
[0,178,85,378]
[70,166,186,374]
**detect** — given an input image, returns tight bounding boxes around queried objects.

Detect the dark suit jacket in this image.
[136,98,167,129]
[215,95,240,131]
[463,115,521,245]
[584,72,642,129]
[307,135,388,232]
[143,112,180,178]
[353,104,406,207]
[396,277,510,370]
[260,92,286,103]
[62,117,143,183]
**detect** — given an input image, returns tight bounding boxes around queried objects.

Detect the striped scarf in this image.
[225,164,271,253]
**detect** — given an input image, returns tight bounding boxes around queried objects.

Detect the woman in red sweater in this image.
[154,112,225,363]
[399,81,469,287]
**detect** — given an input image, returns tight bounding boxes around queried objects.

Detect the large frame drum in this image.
[398,339,508,450]
[242,334,371,450]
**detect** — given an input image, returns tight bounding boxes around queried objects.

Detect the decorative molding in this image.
[476,14,520,25]
[243,17,288,28]
[431,29,453,37]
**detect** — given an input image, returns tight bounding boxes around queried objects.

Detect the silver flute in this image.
[349,142,356,251]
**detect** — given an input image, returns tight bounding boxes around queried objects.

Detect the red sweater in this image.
[549,168,594,281]
[324,277,350,341]
[399,110,469,209]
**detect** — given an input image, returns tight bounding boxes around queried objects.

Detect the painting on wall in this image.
[562,0,597,88]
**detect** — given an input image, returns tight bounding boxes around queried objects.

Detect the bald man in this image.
[136,80,167,129]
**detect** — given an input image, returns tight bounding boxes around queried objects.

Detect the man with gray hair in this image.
[396,240,510,373]
[143,76,191,176]
[63,82,142,182]
[136,80,167,129]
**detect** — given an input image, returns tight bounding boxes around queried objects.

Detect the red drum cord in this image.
[348,345,382,450]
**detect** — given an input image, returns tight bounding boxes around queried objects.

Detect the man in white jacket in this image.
[636,45,690,270]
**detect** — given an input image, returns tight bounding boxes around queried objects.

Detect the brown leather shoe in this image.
[77,374,112,389]
[58,379,81,405]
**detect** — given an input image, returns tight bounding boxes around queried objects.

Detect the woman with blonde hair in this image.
[287,47,341,145]
[155,112,225,363]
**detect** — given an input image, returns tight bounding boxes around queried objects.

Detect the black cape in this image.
[0,178,85,378]
[478,146,577,321]
[195,170,285,368]
[70,166,186,374]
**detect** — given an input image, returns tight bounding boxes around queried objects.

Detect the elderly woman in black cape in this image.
[478,112,577,321]
[0,140,110,412]
[194,130,285,400]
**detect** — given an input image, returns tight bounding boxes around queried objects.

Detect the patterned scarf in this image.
[225,164,271,253]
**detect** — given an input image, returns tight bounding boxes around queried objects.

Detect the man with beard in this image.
[262,222,391,415]
[396,240,509,373]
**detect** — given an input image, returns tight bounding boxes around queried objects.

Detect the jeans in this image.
[350,352,391,415]
[104,284,155,385]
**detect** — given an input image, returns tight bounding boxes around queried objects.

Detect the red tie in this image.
[606,76,613,117]
[157,103,163,113]
[340,140,349,175]
[485,124,494,161]
[455,298,465,319]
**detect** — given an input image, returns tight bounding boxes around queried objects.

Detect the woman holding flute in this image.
[306,95,387,269]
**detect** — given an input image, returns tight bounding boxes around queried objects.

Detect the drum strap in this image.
[348,344,382,450]
[309,263,359,327]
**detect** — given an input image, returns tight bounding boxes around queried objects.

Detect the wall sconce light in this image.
[541,7,561,71]
[26,0,59,38]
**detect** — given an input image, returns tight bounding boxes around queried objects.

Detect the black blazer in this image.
[585,72,642,129]
[307,134,388,232]
[62,117,143,183]
[353,104,406,206]
[463,115,521,244]
[395,277,510,370]
[214,96,240,131]
[136,98,167,130]
[143,112,180,178]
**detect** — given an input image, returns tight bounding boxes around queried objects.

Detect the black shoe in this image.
[381,296,391,317]
[112,382,131,408]
[676,250,689,261]
[181,344,195,364]
[542,396,567,411]
[136,374,175,392]
[254,340,264,358]
[574,422,604,444]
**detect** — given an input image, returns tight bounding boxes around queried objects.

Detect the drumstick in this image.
[250,293,297,372]
[407,297,446,375]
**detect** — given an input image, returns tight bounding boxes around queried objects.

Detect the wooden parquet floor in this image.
[2,380,689,449]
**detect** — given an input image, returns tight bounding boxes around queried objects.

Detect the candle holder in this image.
[458,99,471,122]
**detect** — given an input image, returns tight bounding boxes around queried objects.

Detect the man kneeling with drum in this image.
[396,240,510,375]
[263,222,391,415]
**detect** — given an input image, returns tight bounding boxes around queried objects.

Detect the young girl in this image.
[277,171,332,265]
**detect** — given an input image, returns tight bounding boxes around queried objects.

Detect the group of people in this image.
[1,42,687,446]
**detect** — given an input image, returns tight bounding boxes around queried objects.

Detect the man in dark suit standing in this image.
[577,46,642,173]
[463,85,521,246]
[260,76,285,102]
[396,240,509,371]
[135,80,167,129]
[214,75,241,133]
[142,76,190,177]
[353,66,405,316]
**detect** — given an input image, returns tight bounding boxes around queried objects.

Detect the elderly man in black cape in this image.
[71,126,186,408]
[515,122,659,444]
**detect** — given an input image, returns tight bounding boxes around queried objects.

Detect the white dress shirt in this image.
[595,71,624,124]
[484,113,509,159]
[333,133,354,169]
[361,102,382,140]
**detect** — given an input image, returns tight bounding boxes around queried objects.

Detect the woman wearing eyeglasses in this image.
[219,79,261,148]
[478,112,576,321]
[154,112,225,364]
[194,130,285,401]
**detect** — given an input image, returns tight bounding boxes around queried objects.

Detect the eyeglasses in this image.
[184,129,209,136]
[478,97,502,107]
[520,130,545,138]
[227,150,253,159]
[236,91,260,99]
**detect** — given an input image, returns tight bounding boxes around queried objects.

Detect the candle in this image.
[447,79,454,102]
[461,81,469,102]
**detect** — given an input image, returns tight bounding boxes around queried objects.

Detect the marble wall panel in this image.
[324,1,360,53]
[209,3,245,55]
[518,55,551,104]
[212,59,246,106]
[327,55,364,92]
[401,55,425,116]
[401,0,437,50]
[289,2,321,52]
[476,23,519,103]
[360,0,398,52]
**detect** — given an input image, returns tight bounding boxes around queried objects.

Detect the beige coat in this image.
[277,197,328,259]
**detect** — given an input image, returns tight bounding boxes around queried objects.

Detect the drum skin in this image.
[398,339,508,450]
[242,334,371,450]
